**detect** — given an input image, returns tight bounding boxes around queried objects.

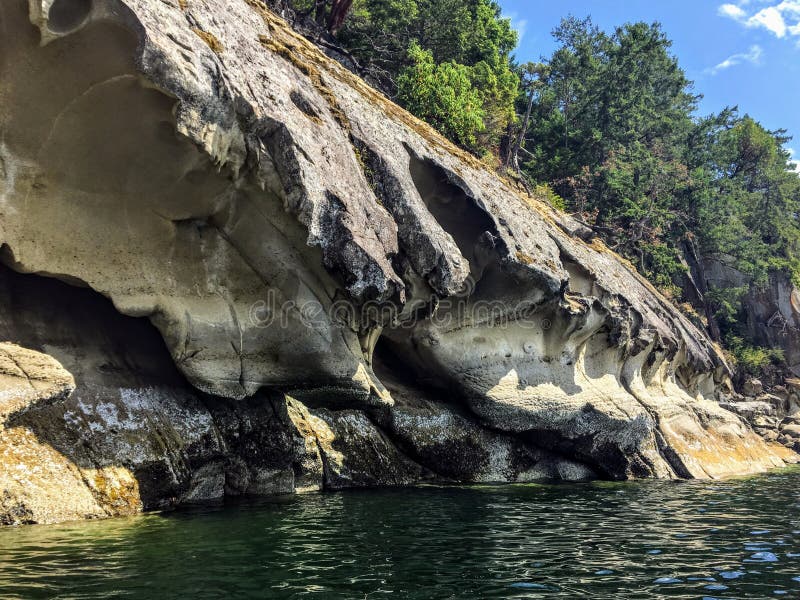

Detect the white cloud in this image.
[789,148,800,173]
[708,44,764,73]
[504,12,528,42]
[719,1,800,40]
[750,6,788,36]
[719,3,747,18]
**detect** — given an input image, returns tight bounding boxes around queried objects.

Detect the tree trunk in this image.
[681,238,723,343]
[506,86,535,172]
[313,0,326,27]
[327,0,353,35]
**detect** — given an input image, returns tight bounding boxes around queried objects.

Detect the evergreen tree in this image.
[291,0,519,154]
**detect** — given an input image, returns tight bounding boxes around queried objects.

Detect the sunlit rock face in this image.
[0,0,795,524]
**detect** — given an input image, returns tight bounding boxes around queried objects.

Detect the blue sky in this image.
[498,0,800,170]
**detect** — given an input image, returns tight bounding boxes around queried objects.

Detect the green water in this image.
[2,470,800,599]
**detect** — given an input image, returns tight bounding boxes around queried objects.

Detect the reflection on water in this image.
[1,468,800,598]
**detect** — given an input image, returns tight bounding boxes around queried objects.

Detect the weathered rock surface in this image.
[0,265,597,524]
[0,0,796,524]
[698,255,800,378]
[0,342,114,525]
[744,272,800,376]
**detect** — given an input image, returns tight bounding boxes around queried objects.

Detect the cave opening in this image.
[407,151,500,280]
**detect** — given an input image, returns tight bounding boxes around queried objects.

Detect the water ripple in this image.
[0,468,799,598]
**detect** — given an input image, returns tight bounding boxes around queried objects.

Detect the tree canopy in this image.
[516,17,800,374]
[290,0,519,155]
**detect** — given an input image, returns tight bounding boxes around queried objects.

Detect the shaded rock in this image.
[0,265,600,524]
[771,384,789,399]
[756,393,790,415]
[0,343,75,418]
[0,343,141,525]
[720,401,776,422]
[786,378,800,390]
[306,407,429,489]
[758,429,779,443]
[743,379,764,396]
[379,368,596,483]
[753,415,779,429]
[0,266,377,522]
[703,261,800,380]
[780,424,800,439]
[743,273,800,377]
[781,414,800,427]
[703,255,752,290]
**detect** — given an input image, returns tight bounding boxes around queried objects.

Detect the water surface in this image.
[2,468,800,598]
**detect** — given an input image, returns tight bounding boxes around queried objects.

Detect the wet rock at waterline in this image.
[0,0,796,524]
[0,266,602,525]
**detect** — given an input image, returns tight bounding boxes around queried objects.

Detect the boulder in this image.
[780,424,800,439]
[0,343,142,525]
[719,401,776,422]
[743,378,764,396]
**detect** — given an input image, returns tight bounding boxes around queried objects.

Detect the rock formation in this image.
[0,0,795,524]
[693,255,800,378]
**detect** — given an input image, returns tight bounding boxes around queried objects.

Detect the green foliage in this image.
[726,335,785,376]
[694,116,800,286]
[705,286,748,330]
[532,183,566,212]
[319,0,519,153]
[520,17,698,281]
[397,43,486,149]
[513,15,800,378]
[640,242,685,296]
[286,3,800,379]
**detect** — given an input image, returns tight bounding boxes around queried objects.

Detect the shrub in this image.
[397,42,486,150]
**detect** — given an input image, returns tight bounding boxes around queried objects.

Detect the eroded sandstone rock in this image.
[0,266,602,524]
[0,0,796,524]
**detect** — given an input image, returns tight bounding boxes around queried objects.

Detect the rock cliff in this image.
[0,0,795,524]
